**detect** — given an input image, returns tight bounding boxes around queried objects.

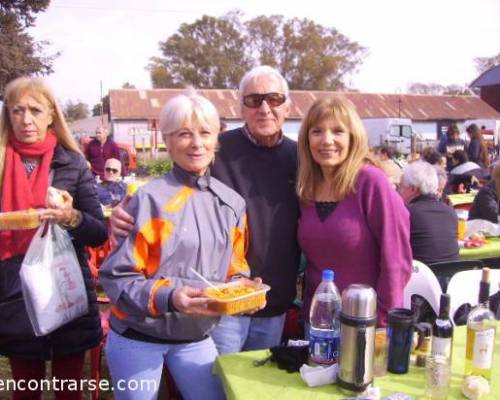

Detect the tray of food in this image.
[0,209,42,230]
[205,281,270,315]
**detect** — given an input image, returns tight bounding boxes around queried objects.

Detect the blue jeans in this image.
[105,330,224,400]
[210,313,286,355]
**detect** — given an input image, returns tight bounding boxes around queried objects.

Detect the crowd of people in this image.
[0,67,498,399]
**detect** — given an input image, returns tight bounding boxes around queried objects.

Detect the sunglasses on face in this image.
[242,92,287,108]
[105,167,119,174]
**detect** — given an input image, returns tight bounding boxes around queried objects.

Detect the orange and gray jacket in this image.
[100,166,249,342]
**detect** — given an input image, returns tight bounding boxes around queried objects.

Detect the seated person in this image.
[469,163,500,223]
[399,160,459,266]
[95,158,127,206]
[449,150,482,192]
[377,145,402,187]
[399,161,460,323]
[422,147,452,201]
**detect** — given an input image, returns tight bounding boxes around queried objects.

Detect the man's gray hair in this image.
[401,160,439,195]
[238,65,289,105]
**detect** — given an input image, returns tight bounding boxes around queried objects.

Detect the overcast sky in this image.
[28,0,500,108]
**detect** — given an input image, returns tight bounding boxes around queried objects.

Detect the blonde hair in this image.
[159,91,220,142]
[0,76,81,192]
[297,96,376,202]
[492,163,500,198]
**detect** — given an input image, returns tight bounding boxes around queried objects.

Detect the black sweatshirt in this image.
[212,128,301,317]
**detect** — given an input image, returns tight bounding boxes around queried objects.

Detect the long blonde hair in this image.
[0,77,81,192]
[297,96,376,202]
[467,124,490,168]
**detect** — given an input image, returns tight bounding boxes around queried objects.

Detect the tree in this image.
[474,51,500,74]
[0,1,57,97]
[64,100,89,122]
[1,0,50,27]
[121,82,136,89]
[247,16,366,90]
[407,82,473,96]
[92,95,109,117]
[147,15,252,88]
[147,13,365,90]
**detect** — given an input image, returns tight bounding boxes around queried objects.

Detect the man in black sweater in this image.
[210,66,301,353]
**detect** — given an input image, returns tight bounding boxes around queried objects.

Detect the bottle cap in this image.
[322,269,334,281]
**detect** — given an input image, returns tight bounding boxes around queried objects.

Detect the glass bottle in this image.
[465,268,497,381]
[431,293,454,364]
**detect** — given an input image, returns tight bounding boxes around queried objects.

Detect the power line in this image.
[49,1,215,15]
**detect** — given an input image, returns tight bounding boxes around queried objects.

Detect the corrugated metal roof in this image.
[109,89,500,122]
[69,114,109,133]
[470,65,500,87]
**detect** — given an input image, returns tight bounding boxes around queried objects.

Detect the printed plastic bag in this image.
[20,222,88,336]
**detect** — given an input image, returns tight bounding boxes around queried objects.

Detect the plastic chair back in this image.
[428,259,485,292]
[447,269,500,323]
[404,260,442,316]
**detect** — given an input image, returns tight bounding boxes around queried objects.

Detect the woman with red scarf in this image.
[0,77,107,399]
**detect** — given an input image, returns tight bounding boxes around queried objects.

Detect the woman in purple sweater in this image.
[297,96,412,326]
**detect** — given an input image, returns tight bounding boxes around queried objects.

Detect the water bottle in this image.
[309,269,341,365]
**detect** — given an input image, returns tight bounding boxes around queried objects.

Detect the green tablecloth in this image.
[460,237,500,260]
[449,193,476,207]
[214,326,500,400]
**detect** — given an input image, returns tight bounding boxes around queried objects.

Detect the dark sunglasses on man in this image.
[105,167,119,174]
[243,92,287,109]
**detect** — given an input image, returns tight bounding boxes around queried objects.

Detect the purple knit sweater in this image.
[298,165,412,326]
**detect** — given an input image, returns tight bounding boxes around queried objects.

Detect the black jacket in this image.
[0,145,107,359]
[408,194,460,265]
[469,181,499,224]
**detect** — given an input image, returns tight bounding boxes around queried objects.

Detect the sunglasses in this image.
[242,92,287,108]
[105,167,119,174]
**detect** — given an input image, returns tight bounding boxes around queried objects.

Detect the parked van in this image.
[362,118,413,154]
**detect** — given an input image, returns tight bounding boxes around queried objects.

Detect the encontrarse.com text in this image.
[0,378,157,392]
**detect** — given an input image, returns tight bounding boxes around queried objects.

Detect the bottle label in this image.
[473,329,495,369]
[309,329,339,365]
[431,337,452,360]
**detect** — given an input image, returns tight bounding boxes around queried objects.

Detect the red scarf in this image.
[0,131,57,260]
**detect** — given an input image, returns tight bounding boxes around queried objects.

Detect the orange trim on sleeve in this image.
[133,218,174,277]
[148,278,172,317]
[111,305,128,320]
[227,214,250,278]
[163,187,194,213]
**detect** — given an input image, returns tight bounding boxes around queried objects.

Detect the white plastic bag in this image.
[20,222,88,336]
[466,219,500,237]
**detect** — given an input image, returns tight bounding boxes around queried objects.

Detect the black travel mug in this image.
[387,308,415,374]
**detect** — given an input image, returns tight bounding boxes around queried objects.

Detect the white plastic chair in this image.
[446,269,500,322]
[403,260,442,316]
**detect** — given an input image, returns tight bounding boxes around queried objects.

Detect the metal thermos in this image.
[337,284,377,393]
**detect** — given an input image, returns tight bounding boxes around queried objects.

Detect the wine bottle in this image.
[465,268,497,381]
[431,293,454,364]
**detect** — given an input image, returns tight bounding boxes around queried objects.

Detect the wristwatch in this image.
[62,209,82,230]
